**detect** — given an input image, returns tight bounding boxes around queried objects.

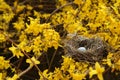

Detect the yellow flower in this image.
[13,17,25,31]
[54,68,64,79]
[9,45,24,58]
[25,17,41,35]
[114,59,120,71]
[7,74,19,80]
[0,33,6,42]
[39,70,48,80]
[14,1,25,13]
[58,0,67,5]
[0,73,2,80]
[89,62,105,80]
[26,57,40,66]
[74,0,83,5]
[0,72,7,80]
[0,57,10,70]
[61,56,75,72]
[43,29,60,50]
[19,32,27,41]
[71,73,86,80]
[106,53,113,67]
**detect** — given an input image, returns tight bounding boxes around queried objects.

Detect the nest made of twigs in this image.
[63,35,109,62]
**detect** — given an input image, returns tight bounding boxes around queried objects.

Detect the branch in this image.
[19,65,33,77]
[5,35,47,80]
[46,2,74,22]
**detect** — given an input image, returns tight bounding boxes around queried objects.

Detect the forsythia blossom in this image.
[89,62,105,80]
[9,45,24,58]
[7,74,19,80]
[26,57,40,66]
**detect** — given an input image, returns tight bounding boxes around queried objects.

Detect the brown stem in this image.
[17,57,23,71]
[46,2,74,23]
[5,35,47,80]
[19,65,33,77]
[48,50,57,72]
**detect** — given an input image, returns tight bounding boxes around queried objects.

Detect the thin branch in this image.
[5,35,47,80]
[45,52,50,68]
[19,0,29,5]
[46,2,74,23]
[48,50,57,72]
[8,56,14,60]
[19,65,33,77]
[17,57,24,71]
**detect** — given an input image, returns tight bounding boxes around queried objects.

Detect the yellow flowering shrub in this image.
[40,56,88,80]
[0,57,10,79]
[0,0,120,79]
[89,62,105,80]
[0,56,10,70]
[26,57,40,66]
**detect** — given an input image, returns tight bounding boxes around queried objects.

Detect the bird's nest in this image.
[63,35,110,62]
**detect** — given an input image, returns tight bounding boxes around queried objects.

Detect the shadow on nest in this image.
[63,35,110,62]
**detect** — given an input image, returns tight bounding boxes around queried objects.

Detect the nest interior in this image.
[63,35,109,62]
